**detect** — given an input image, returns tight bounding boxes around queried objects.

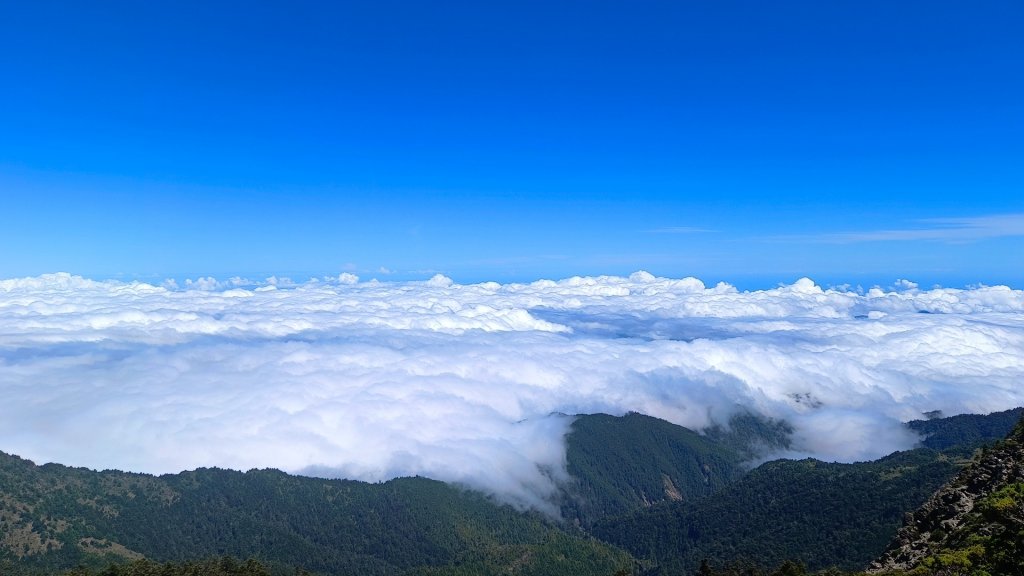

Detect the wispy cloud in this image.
[647,226,713,234]
[816,213,1024,244]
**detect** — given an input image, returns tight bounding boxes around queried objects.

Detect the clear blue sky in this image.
[1,1,1022,288]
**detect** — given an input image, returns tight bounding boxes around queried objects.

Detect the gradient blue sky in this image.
[1,1,1022,288]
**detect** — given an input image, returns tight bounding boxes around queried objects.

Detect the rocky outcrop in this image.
[869,417,1024,573]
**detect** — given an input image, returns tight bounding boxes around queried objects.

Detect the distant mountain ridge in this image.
[908,407,1024,454]
[562,411,791,526]
[589,408,1024,573]
[594,446,966,572]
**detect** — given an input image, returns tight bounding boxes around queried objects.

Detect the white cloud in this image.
[337,272,360,285]
[425,274,454,288]
[1,272,1023,511]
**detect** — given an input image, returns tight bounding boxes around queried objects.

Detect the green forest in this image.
[1,408,1021,576]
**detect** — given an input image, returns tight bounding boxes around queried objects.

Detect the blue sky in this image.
[1,1,1022,288]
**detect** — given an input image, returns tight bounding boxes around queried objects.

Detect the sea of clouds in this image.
[1,271,1023,512]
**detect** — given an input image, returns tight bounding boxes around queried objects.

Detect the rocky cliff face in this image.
[869,417,1024,573]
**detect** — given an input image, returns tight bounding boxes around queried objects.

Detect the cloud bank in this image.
[2,272,1023,512]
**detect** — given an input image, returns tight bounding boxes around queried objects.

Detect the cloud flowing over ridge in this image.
[2,272,1023,512]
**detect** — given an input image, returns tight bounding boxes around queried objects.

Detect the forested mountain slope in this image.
[590,409,1023,574]
[594,447,963,573]
[0,455,633,576]
[2,407,1021,576]
[562,412,790,526]
[908,407,1024,454]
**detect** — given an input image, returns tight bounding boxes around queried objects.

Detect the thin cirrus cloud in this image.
[816,212,1024,243]
[646,226,714,234]
[1,271,1023,513]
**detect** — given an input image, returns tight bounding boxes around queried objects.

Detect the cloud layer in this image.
[2,272,1023,511]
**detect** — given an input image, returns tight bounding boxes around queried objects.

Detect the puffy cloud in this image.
[337,273,359,285]
[1,272,1023,511]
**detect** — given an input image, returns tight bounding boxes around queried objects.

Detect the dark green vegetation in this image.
[1,407,1021,576]
[908,407,1023,455]
[563,412,791,526]
[0,455,632,576]
[58,557,277,576]
[594,448,965,572]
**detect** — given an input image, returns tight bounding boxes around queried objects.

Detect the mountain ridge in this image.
[870,415,1024,574]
